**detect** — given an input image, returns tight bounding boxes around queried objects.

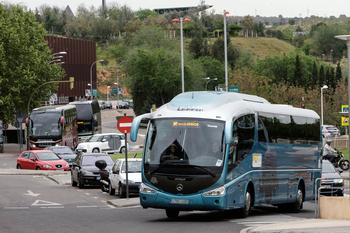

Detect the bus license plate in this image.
[170,199,188,204]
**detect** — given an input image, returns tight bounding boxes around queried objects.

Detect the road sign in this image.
[117,116,133,134]
[112,87,117,94]
[341,105,349,126]
[229,86,239,93]
[3,120,8,130]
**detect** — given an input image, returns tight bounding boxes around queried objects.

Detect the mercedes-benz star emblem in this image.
[176,184,183,192]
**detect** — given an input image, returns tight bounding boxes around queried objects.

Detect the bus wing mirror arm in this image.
[225,121,233,144]
[130,113,151,142]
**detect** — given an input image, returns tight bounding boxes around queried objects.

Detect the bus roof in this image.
[32,104,76,112]
[152,92,319,121]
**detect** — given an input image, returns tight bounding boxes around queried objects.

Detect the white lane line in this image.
[41,206,65,209]
[77,206,99,208]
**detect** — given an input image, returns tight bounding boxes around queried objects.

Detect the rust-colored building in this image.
[44,36,97,103]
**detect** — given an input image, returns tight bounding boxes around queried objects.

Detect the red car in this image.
[16,150,70,171]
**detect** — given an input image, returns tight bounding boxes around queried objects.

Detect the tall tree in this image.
[319,65,325,87]
[294,54,302,86]
[0,5,65,123]
[311,61,318,89]
[336,62,342,83]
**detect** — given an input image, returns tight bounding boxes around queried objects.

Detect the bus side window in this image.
[236,114,255,161]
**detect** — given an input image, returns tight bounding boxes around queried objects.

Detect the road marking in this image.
[40,206,65,209]
[32,200,62,206]
[24,190,40,197]
[77,206,98,208]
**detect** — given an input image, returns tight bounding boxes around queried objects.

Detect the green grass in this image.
[110,151,143,161]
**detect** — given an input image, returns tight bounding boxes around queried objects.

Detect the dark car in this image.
[44,146,77,167]
[320,160,344,196]
[71,153,114,188]
[118,101,129,109]
[104,101,112,109]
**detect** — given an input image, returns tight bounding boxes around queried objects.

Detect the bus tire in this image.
[289,186,303,213]
[166,209,179,218]
[120,146,125,154]
[92,148,99,153]
[240,188,252,218]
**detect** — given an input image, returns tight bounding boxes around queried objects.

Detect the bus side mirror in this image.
[60,117,64,126]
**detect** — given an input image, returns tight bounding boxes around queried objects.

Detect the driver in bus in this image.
[210,141,221,158]
[51,127,59,133]
[160,144,180,162]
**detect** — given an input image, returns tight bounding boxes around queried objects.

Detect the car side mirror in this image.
[102,139,106,142]
[30,158,35,161]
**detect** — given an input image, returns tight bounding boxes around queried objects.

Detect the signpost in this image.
[117,115,133,199]
[341,105,349,127]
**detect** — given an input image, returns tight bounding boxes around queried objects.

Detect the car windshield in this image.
[82,155,114,166]
[36,152,61,161]
[121,161,142,173]
[50,147,74,154]
[322,162,336,173]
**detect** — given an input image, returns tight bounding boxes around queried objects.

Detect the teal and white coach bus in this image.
[130,92,322,218]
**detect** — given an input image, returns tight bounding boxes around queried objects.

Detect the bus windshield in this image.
[144,118,225,169]
[29,112,61,137]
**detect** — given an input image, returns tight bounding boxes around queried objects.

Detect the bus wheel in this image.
[120,147,125,154]
[240,188,251,218]
[92,148,99,153]
[289,187,303,213]
[166,209,179,218]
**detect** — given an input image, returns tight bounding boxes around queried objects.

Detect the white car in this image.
[108,158,142,198]
[322,125,341,138]
[75,133,128,154]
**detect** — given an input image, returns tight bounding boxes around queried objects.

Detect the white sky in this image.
[5,0,350,18]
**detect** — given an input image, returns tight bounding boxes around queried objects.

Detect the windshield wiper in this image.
[186,164,216,177]
[149,161,179,175]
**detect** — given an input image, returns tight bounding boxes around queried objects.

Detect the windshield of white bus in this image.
[29,112,61,137]
[144,118,225,167]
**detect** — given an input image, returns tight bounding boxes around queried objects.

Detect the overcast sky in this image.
[6,0,350,18]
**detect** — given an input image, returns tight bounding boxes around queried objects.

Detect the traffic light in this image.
[301,103,305,109]
[69,77,74,90]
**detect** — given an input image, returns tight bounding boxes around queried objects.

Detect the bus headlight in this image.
[140,182,157,194]
[203,186,225,196]
[334,179,343,183]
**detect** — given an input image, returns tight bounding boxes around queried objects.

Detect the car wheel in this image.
[92,148,100,153]
[109,183,115,195]
[165,209,179,218]
[36,166,41,170]
[120,146,125,154]
[78,175,84,189]
[17,164,21,169]
[239,187,251,218]
[71,172,77,186]
[289,186,303,213]
[118,184,126,198]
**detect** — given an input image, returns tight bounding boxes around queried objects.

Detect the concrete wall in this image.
[319,196,350,220]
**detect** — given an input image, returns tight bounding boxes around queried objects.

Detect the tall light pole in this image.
[117,62,123,109]
[321,85,328,125]
[90,60,103,100]
[224,10,230,92]
[173,17,190,93]
[206,78,217,91]
[107,86,110,101]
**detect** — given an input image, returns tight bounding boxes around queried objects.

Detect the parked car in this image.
[118,101,129,109]
[98,101,105,110]
[108,158,142,197]
[75,133,129,154]
[320,160,344,196]
[44,146,77,167]
[322,125,340,138]
[16,150,70,171]
[71,153,114,188]
[104,101,112,109]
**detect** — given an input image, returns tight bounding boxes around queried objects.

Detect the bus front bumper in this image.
[139,191,227,211]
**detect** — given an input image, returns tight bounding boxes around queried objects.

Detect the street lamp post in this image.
[206,78,218,91]
[90,60,103,100]
[172,17,190,93]
[107,86,110,102]
[224,10,230,92]
[321,85,328,125]
[117,62,123,109]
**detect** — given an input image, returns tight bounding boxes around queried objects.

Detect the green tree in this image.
[240,15,254,37]
[336,62,342,82]
[198,56,225,90]
[319,65,325,87]
[188,32,204,59]
[0,5,65,123]
[211,35,240,70]
[135,9,158,21]
[294,54,302,86]
[311,61,318,89]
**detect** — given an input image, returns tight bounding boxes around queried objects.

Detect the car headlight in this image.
[140,182,157,193]
[334,179,343,183]
[55,142,62,146]
[203,186,225,196]
[43,165,52,168]
[65,163,70,167]
[81,170,94,175]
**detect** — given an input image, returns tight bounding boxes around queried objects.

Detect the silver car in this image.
[322,125,340,138]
